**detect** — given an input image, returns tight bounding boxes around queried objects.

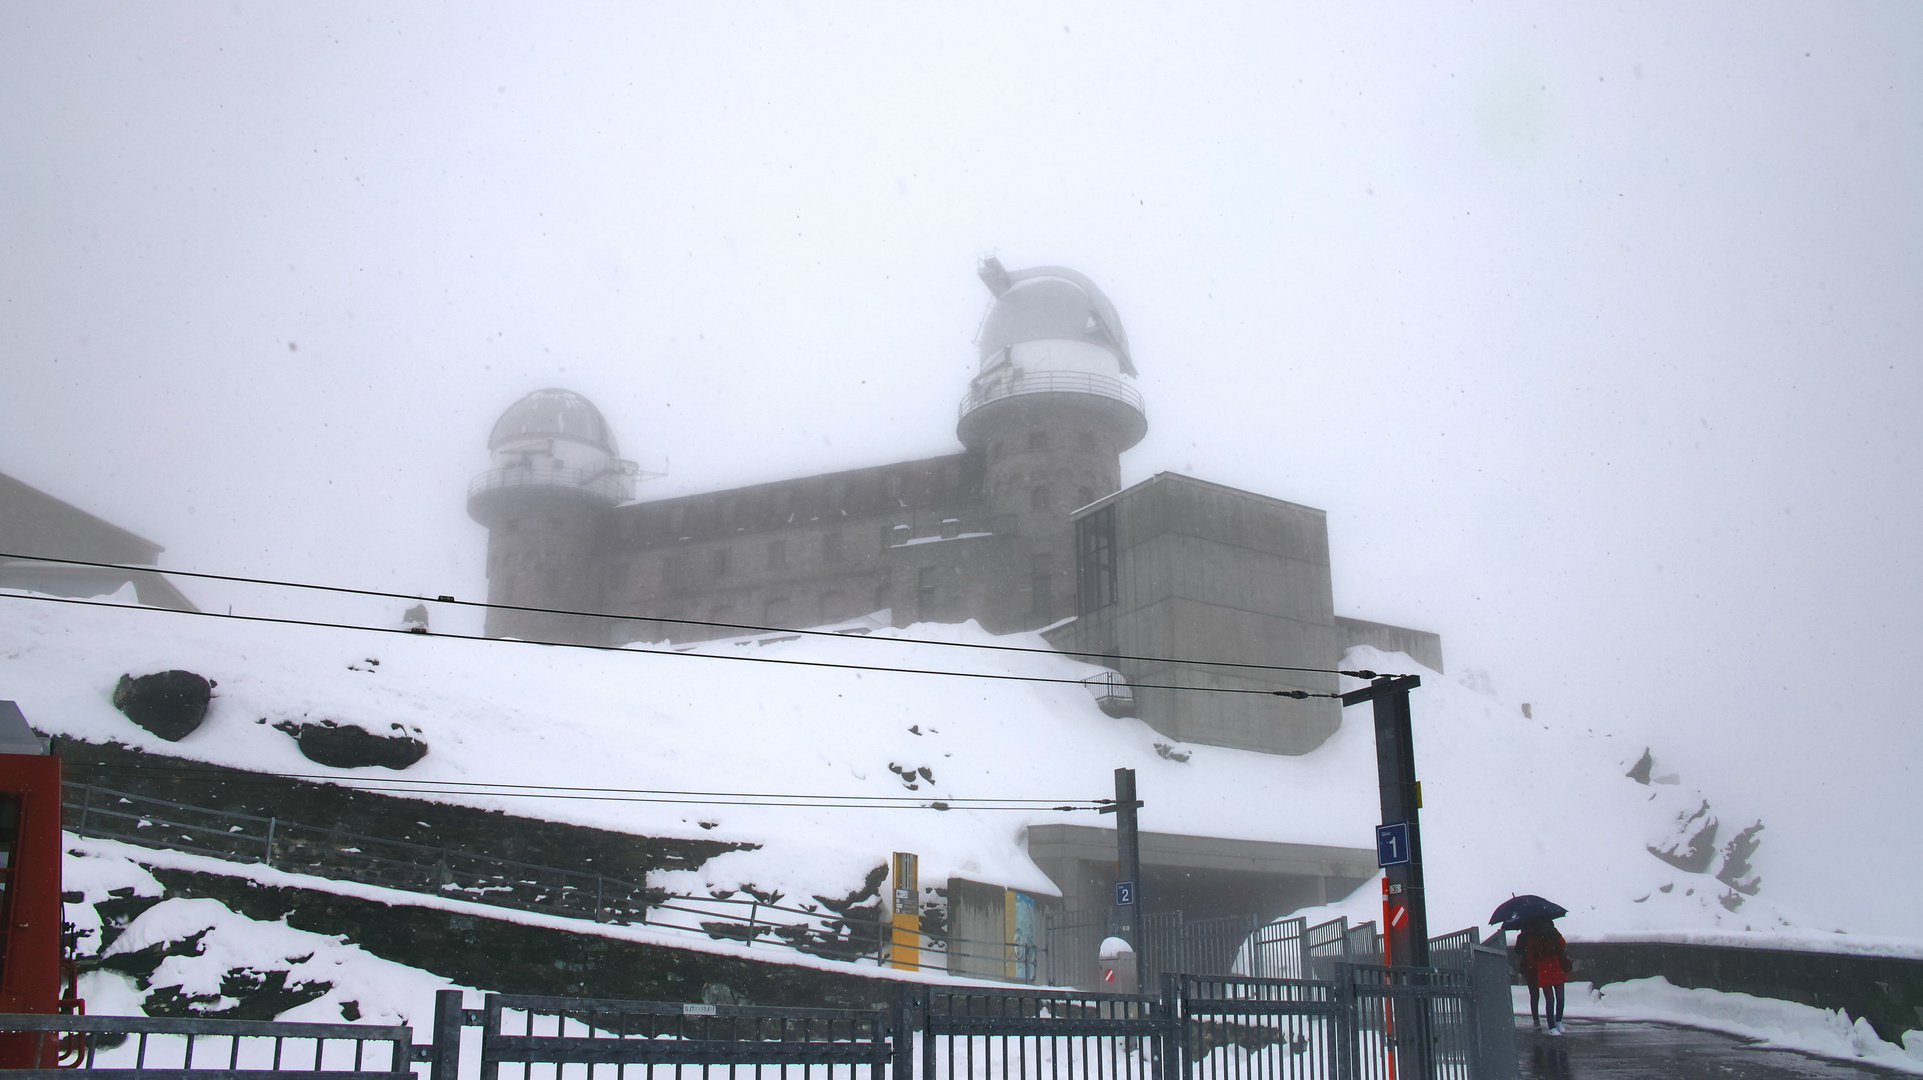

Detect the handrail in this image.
[957,370,1143,420]
[466,462,633,504]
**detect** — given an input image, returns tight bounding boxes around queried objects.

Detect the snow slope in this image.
[0,586,1897,948]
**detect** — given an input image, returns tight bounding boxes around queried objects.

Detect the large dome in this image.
[976,262,1135,375]
[487,389,619,455]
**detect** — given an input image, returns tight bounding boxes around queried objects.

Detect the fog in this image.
[3,4,1918,933]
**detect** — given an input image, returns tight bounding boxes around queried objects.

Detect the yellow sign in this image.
[890,852,919,971]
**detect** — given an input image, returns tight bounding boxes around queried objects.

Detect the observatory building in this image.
[469,259,1440,756]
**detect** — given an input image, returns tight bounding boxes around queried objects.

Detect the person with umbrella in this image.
[1491,895,1571,1034]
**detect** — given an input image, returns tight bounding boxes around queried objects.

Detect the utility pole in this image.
[1341,675,1427,966]
[1099,767,1144,975]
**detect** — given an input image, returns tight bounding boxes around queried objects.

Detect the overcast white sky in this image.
[4,3,1919,933]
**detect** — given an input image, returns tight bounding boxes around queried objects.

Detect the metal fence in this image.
[471,992,904,1080]
[1041,911,1278,991]
[1340,966,1479,1080]
[4,946,1510,1080]
[915,986,1171,1080]
[59,784,1026,978]
[0,1012,415,1080]
[1175,975,1345,1080]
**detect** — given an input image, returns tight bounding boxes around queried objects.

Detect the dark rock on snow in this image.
[272,719,427,770]
[112,670,214,741]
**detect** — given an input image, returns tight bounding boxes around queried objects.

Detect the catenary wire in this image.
[0,590,1347,700]
[67,762,1100,806]
[0,551,1392,681]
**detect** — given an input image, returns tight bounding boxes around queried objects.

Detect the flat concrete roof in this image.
[1026,823,1376,880]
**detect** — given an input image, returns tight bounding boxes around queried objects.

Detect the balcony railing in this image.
[958,369,1144,420]
[467,462,634,504]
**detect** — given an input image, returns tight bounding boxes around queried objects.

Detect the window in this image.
[886,474,903,500]
[1031,487,1051,512]
[764,597,792,626]
[722,499,738,527]
[767,539,787,570]
[829,481,846,510]
[1028,431,1048,451]
[669,504,686,533]
[916,567,937,621]
[1030,553,1054,624]
[1077,487,1095,509]
[710,548,731,577]
[1077,506,1118,614]
[823,532,845,563]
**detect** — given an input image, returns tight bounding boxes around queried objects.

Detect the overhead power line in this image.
[0,551,1390,681]
[69,762,1102,809]
[0,591,1347,700]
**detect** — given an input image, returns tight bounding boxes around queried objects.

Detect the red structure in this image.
[0,701,70,1067]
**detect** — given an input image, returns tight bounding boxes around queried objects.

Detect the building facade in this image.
[469,259,1439,756]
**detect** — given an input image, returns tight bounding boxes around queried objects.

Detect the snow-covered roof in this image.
[487,389,620,455]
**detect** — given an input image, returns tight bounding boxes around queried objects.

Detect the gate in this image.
[1338,966,1478,1080]
[472,992,906,1080]
[1174,976,1343,1080]
[914,986,1171,1080]
[0,1012,415,1080]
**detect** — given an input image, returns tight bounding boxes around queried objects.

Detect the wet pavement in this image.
[1514,1018,1913,1079]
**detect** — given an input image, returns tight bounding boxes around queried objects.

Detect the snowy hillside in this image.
[1,586,1894,950]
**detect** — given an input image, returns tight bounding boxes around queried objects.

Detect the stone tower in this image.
[957,260,1147,632]
[467,389,636,644]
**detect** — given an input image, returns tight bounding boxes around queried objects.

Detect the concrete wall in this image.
[1024,823,1375,925]
[1335,616,1445,674]
[1066,473,1342,755]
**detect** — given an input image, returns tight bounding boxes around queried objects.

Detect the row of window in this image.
[986,430,1103,462]
[617,462,977,543]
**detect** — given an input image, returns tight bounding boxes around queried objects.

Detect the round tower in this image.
[468,389,636,643]
[957,260,1146,631]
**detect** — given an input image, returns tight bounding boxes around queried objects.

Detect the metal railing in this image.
[4,951,1509,1080]
[916,986,1173,1080]
[466,462,633,505]
[1176,975,1345,1080]
[58,784,1025,981]
[0,1012,414,1079]
[474,992,904,1080]
[63,783,658,925]
[957,371,1143,421]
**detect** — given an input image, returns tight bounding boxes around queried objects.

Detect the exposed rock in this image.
[1647,799,1719,873]
[112,670,214,741]
[1625,748,1654,785]
[271,718,427,770]
[1716,821,1765,895]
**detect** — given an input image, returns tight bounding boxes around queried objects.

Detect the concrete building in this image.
[0,471,196,611]
[468,259,1439,758]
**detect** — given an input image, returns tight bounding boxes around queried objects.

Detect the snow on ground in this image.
[2,586,1906,950]
[63,833,1017,988]
[1517,979,1923,1075]
[66,841,477,1029]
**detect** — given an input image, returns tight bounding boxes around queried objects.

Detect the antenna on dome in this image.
[977,256,1012,297]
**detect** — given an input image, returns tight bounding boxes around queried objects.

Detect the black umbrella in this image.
[1489,895,1568,929]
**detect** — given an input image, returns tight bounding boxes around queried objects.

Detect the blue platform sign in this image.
[1376,823,1411,867]
[1115,880,1136,906]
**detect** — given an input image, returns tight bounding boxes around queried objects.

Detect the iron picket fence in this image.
[1335,965,1479,1080]
[914,986,1172,1080]
[59,784,1024,978]
[1173,976,1344,1080]
[0,1012,416,1080]
[470,991,905,1080]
